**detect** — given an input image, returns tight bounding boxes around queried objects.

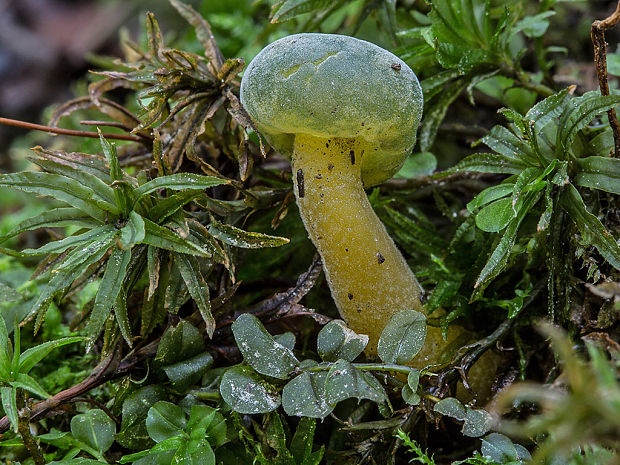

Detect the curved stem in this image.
[292,134,425,356]
[305,362,413,375]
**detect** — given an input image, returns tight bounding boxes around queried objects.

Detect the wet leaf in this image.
[175,253,214,337]
[474,190,542,297]
[282,371,334,418]
[163,351,213,391]
[31,236,115,332]
[434,397,467,421]
[402,370,421,406]
[0,208,101,244]
[30,146,110,182]
[525,86,573,131]
[148,189,204,224]
[134,174,227,201]
[119,211,146,250]
[560,183,620,270]
[317,320,368,362]
[142,218,211,257]
[290,417,324,464]
[84,247,131,339]
[0,386,18,432]
[208,219,289,249]
[220,365,281,414]
[324,360,388,405]
[20,226,114,257]
[117,385,167,450]
[467,183,514,213]
[575,156,620,195]
[19,337,86,374]
[481,125,536,165]
[231,313,299,379]
[377,310,427,364]
[155,320,205,366]
[481,433,531,462]
[274,332,296,350]
[146,402,186,443]
[70,409,116,453]
[475,197,515,232]
[450,152,526,176]
[462,408,492,437]
[558,93,620,154]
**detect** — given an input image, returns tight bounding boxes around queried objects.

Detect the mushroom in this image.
[240,33,454,364]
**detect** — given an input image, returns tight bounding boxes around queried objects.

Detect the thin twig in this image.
[591,0,620,157]
[0,117,144,142]
[80,120,135,132]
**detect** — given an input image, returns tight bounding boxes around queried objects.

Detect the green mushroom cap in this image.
[240,33,423,186]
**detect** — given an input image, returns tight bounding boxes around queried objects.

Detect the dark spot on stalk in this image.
[348,293,354,300]
[350,150,355,165]
[314,174,322,179]
[377,252,385,264]
[345,248,349,252]
[296,169,304,198]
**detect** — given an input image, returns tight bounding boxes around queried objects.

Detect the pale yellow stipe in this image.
[292,133,462,366]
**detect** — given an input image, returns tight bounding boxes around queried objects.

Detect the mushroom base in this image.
[292,134,501,398]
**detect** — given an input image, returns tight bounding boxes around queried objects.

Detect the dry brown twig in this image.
[591,0,620,157]
[0,117,145,142]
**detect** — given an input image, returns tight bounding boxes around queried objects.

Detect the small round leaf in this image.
[220,365,281,414]
[317,320,368,362]
[282,371,334,418]
[146,401,186,443]
[70,409,115,454]
[462,408,492,437]
[232,313,299,379]
[377,310,426,364]
[434,397,467,421]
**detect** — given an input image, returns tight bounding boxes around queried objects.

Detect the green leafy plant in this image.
[449,88,620,302]
[0,133,287,345]
[220,312,427,417]
[0,0,618,463]
[119,401,228,464]
[0,316,85,433]
[399,0,557,151]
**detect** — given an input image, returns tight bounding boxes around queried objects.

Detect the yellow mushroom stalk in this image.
[240,33,456,364]
[291,134,424,356]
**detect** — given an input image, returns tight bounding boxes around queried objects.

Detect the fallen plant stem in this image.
[305,362,414,376]
[0,340,159,434]
[80,120,136,132]
[0,117,144,142]
[591,0,620,157]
